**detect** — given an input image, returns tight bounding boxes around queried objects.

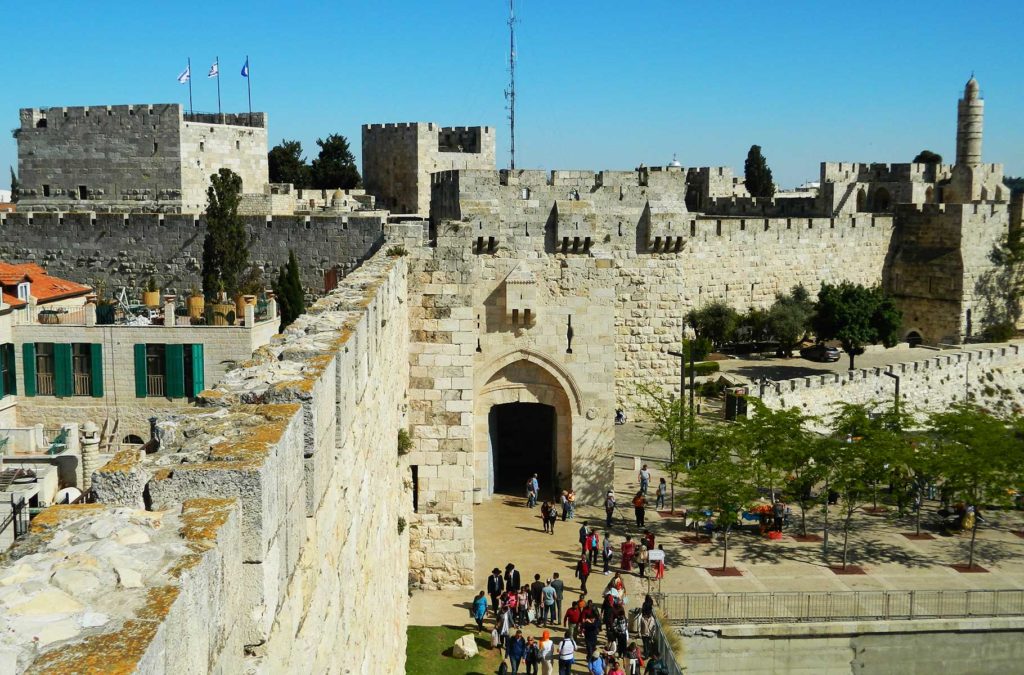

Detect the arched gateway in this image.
[474,349,584,498]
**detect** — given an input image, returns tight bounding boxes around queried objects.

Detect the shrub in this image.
[397,517,407,535]
[684,361,720,377]
[983,321,1016,342]
[699,380,727,398]
[386,245,409,257]
[397,429,412,455]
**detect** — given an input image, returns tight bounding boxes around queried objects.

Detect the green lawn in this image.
[406,625,502,675]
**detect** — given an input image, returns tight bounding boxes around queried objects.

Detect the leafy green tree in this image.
[201,169,249,300]
[1004,176,1024,196]
[737,307,770,344]
[634,382,696,513]
[273,250,306,331]
[831,402,915,511]
[744,145,775,199]
[812,282,902,370]
[975,229,1024,341]
[912,150,942,164]
[734,399,815,505]
[310,134,361,189]
[819,432,874,569]
[768,285,814,357]
[686,302,739,350]
[268,139,310,187]
[928,404,1019,569]
[687,447,757,570]
[8,167,17,203]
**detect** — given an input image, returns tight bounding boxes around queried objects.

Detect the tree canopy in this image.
[744,145,775,199]
[202,169,249,300]
[310,134,361,189]
[268,139,310,188]
[686,301,739,349]
[912,150,943,164]
[811,282,902,369]
[768,285,814,356]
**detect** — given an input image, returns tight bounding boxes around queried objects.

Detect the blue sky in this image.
[3,0,1022,190]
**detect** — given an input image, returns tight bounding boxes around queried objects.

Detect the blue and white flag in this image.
[241,59,249,78]
[177,64,190,84]
[208,61,219,78]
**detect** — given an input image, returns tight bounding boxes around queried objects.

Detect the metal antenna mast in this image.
[504,0,517,169]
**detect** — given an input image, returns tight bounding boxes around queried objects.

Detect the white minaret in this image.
[955,77,983,167]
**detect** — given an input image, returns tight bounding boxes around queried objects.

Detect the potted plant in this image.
[142,276,160,308]
[211,279,235,325]
[186,286,205,321]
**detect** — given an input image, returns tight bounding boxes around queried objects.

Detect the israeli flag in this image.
[208,61,219,78]
[177,64,190,84]
[241,59,249,78]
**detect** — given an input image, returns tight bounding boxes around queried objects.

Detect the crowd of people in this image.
[467,468,672,674]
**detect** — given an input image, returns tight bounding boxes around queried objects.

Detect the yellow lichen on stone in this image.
[29,504,106,534]
[28,620,161,675]
[97,446,143,474]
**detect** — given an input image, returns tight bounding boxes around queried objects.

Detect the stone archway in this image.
[474,351,582,499]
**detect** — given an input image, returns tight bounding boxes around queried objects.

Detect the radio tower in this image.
[504,0,517,169]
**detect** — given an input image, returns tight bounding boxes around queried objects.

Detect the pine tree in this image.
[273,250,305,330]
[201,169,248,300]
[744,145,775,199]
[310,134,361,189]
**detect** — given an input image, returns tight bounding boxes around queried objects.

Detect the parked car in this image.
[800,343,841,362]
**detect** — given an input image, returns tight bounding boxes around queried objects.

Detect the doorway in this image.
[488,402,555,496]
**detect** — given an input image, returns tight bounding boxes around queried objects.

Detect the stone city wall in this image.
[758,343,1024,429]
[0,247,411,672]
[0,210,387,295]
[179,120,269,212]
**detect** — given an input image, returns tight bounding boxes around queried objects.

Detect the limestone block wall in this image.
[758,343,1024,430]
[179,120,269,212]
[2,248,411,672]
[0,210,387,294]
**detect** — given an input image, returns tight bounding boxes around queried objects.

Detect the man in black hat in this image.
[504,562,522,593]
[487,567,505,613]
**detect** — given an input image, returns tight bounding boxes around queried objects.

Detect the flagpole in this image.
[215,56,222,121]
[187,58,194,116]
[246,56,252,127]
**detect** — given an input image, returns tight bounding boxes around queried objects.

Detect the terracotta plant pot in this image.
[142,290,160,308]
[211,302,235,326]
[187,295,205,320]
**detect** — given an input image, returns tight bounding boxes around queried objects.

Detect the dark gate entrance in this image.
[489,402,555,496]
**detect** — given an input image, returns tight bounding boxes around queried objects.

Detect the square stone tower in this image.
[361,122,495,215]
[16,104,268,213]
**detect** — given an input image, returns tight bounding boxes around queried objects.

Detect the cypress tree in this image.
[744,145,775,199]
[274,250,305,330]
[201,169,248,300]
[8,167,18,204]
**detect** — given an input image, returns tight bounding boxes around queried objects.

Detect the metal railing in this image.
[28,305,89,325]
[73,372,91,396]
[651,612,685,675]
[147,374,166,397]
[36,372,55,396]
[655,589,1024,625]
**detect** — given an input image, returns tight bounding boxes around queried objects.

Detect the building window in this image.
[42,185,51,197]
[35,343,55,396]
[78,186,87,200]
[72,343,91,396]
[154,142,159,153]
[0,344,15,398]
[134,343,204,399]
[235,140,240,150]
[199,142,205,152]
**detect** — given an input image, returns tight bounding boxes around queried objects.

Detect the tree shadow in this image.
[729,364,836,381]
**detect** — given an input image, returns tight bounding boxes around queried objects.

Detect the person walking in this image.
[642,530,655,552]
[524,636,541,675]
[637,545,649,579]
[564,600,582,640]
[542,579,558,625]
[773,498,785,533]
[655,478,666,510]
[620,535,636,573]
[579,522,590,556]
[550,572,565,619]
[509,630,527,674]
[539,630,555,675]
[638,464,651,496]
[589,530,600,566]
[530,574,546,622]
[499,605,515,654]
[557,632,578,675]
[602,532,614,575]
[632,491,646,528]
[567,489,577,520]
[527,474,539,508]
[560,490,570,521]
[582,605,600,660]
[488,567,505,614]
[605,491,616,528]
[575,553,591,595]
[638,607,656,658]
[505,563,522,593]
[547,502,558,534]
[587,650,606,675]
[653,546,666,580]
[541,500,554,533]
[517,587,531,626]
[472,590,488,630]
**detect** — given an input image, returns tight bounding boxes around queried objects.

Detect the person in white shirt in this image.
[539,630,555,675]
[557,632,577,674]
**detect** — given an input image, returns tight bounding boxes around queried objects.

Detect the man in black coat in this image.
[487,567,505,613]
[504,562,521,593]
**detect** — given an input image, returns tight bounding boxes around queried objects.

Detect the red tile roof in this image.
[0,262,91,307]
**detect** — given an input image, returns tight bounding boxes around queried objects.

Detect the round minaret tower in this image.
[955,76,984,167]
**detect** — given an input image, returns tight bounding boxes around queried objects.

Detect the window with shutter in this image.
[5,344,16,396]
[190,344,205,397]
[165,344,185,399]
[90,343,103,398]
[22,343,36,397]
[54,344,73,398]
[133,344,148,398]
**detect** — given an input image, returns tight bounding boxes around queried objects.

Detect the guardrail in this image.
[655,589,1024,625]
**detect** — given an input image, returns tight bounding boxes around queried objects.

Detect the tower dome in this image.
[668,153,681,168]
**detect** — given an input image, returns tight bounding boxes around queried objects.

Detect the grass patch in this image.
[406,625,500,675]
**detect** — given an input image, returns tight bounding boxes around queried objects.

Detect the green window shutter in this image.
[190,343,205,397]
[165,344,185,399]
[22,343,36,397]
[134,344,148,398]
[90,343,104,398]
[54,343,73,397]
[0,344,6,399]
[7,344,16,396]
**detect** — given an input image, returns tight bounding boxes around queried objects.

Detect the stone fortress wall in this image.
[16,104,268,214]
[759,342,1024,430]
[0,210,387,294]
[0,246,412,673]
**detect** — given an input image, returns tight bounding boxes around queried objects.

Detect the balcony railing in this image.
[73,373,91,396]
[655,589,1024,625]
[36,372,54,396]
[147,374,166,397]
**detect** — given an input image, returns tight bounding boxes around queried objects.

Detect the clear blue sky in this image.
[3,0,1022,190]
